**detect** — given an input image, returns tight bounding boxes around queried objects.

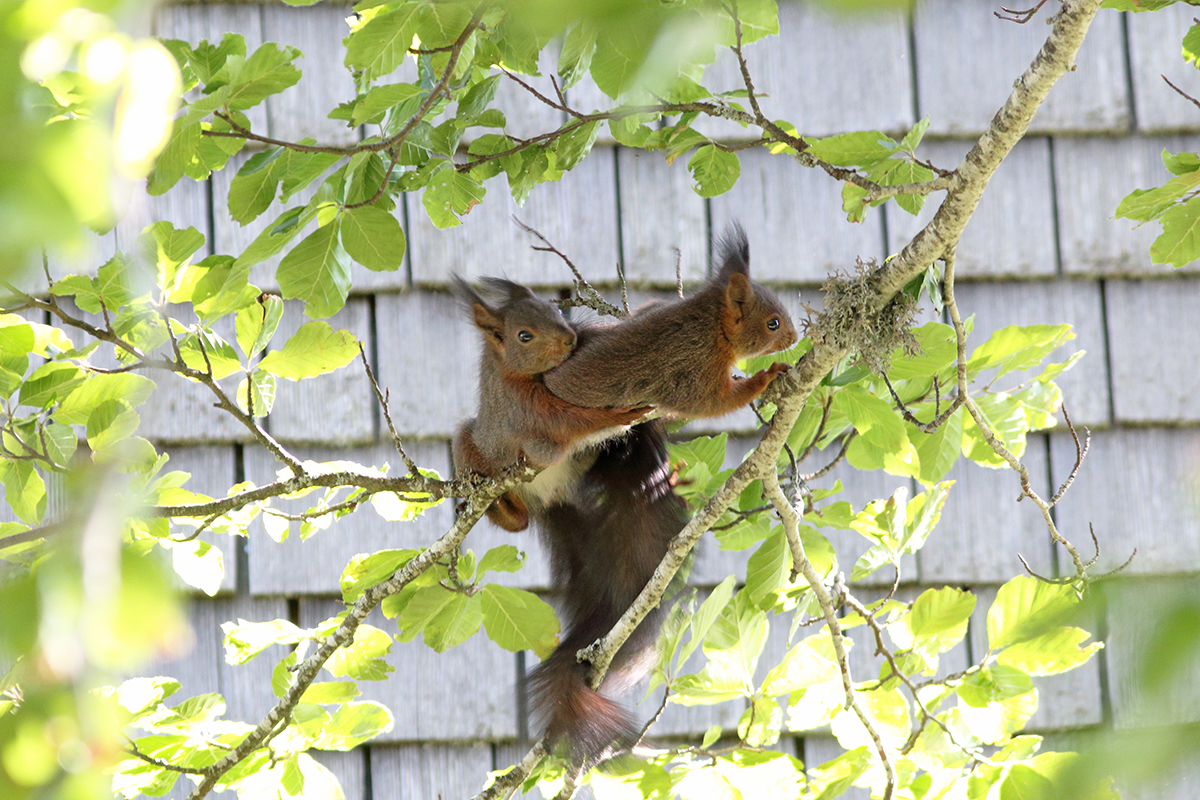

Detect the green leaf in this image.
[395,585,483,651]
[235,370,276,417]
[351,83,423,127]
[177,328,242,380]
[480,584,560,658]
[913,407,964,484]
[892,587,975,657]
[745,527,789,607]
[226,43,303,111]
[168,539,225,596]
[999,764,1055,800]
[147,121,202,195]
[1151,195,1200,267]
[86,398,141,453]
[836,386,906,451]
[703,591,768,692]
[257,321,359,381]
[987,576,1078,650]
[477,545,525,576]
[806,130,898,168]
[556,121,601,171]
[344,4,422,81]
[222,618,305,664]
[42,422,78,466]
[325,625,395,681]
[275,222,353,319]
[234,294,284,359]
[55,373,155,425]
[1183,23,1200,67]
[682,575,736,666]
[19,362,84,409]
[687,145,740,198]
[590,12,659,99]
[1114,169,1200,222]
[558,21,597,89]
[422,165,486,228]
[0,460,46,524]
[227,148,284,224]
[997,625,1102,676]
[966,324,1073,381]
[370,488,442,521]
[341,205,407,272]
[341,549,419,602]
[300,681,360,705]
[313,701,394,750]
[137,222,206,291]
[1163,149,1200,176]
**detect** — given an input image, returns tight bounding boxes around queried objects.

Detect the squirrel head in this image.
[713,224,799,359]
[452,276,577,376]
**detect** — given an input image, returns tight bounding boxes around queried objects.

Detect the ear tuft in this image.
[480,277,536,306]
[714,222,750,283]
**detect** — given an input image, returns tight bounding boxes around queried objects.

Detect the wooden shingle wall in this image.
[132,2,1200,798]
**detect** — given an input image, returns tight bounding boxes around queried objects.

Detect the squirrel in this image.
[450,277,649,531]
[530,419,689,767]
[543,224,799,419]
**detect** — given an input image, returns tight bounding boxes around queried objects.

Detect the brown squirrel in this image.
[450,277,649,531]
[530,419,689,767]
[543,224,798,419]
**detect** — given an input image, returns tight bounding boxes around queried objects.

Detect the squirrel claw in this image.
[763,362,791,377]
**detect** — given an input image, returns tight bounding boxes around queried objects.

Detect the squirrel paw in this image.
[762,362,791,378]
[612,405,653,424]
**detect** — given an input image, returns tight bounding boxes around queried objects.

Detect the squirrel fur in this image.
[450,277,648,531]
[530,419,688,765]
[543,224,798,419]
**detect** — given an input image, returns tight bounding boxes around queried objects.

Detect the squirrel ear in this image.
[471,302,506,349]
[724,272,752,318]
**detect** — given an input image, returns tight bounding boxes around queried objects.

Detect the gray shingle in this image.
[710,147,886,284]
[913,0,1128,136]
[1127,4,1200,134]
[244,440,456,596]
[116,179,211,257]
[309,750,365,800]
[374,290,478,438]
[968,586,1103,732]
[617,148,708,286]
[369,743,494,798]
[954,279,1111,429]
[489,52,567,142]
[918,436,1054,585]
[1104,576,1200,730]
[299,601,518,742]
[153,4,268,136]
[1055,135,1200,275]
[887,138,1057,278]
[1106,277,1200,423]
[267,298,377,445]
[260,4,360,147]
[1049,428,1200,576]
[408,148,620,287]
[703,2,914,141]
[162,445,240,593]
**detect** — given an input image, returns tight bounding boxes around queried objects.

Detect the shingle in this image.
[913,0,1128,136]
[917,436,1055,585]
[267,298,377,445]
[260,4,360,147]
[1049,428,1200,576]
[244,440,456,596]
[1104,575,1200,730]
[1106,277,1200,423]
[703,2,914,141]
[147,595,290,724]
[1127,4,1200,134]
[369,743,494,798]
[617,149,708,286]
[954,280,1111,429]
[115,178,211,257]
[408,148,620,287]
[299,601,518,742]
[710,147,885,284]
[374,290,478,438]
[309,750,365,800]
[162,446,241,593]
[968,586,1103,732]
[1055,135,1200,275]
[153,4,268,136]
[887,138,1057,278]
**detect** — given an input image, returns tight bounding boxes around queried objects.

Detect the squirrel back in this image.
[542,225,798,419]
[529,420,690,766]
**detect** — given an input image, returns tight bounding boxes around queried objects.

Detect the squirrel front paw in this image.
[611,405,652,424]
[761,362,791,379]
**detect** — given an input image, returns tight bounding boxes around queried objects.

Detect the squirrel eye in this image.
[766,317,780,331]
[517,330,534,343]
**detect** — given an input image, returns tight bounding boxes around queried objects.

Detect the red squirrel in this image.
[450,277,648,531]
[543,224,798,419]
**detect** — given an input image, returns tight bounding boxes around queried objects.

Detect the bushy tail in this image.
[531,420,691,765]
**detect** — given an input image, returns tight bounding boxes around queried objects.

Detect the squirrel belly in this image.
[543,224,798,420]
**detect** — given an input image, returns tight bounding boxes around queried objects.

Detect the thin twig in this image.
[995,0,1052,23]
[358,343,420,475]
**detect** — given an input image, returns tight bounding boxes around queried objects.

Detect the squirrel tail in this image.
[531,420,690,765]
